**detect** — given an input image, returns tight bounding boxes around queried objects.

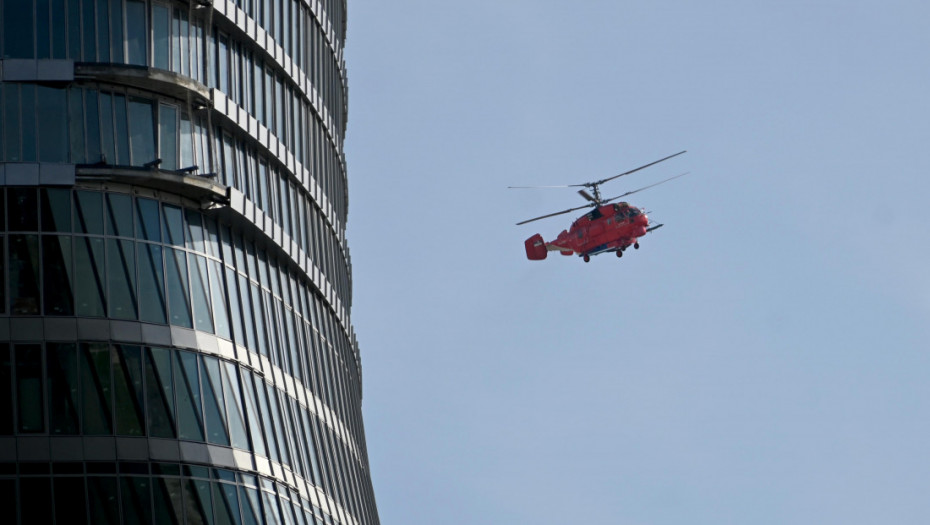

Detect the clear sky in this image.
[343,2,930,524]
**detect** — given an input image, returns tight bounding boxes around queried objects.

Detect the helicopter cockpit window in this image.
[628,208,640,217]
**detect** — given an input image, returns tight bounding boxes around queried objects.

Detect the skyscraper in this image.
[0,1,379,523]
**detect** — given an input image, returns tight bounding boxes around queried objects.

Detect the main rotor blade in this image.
[516,203,594,225]
[602,172,690,203]
[578,189,597,202]
[507,184,573,189]
[573,150,687,188]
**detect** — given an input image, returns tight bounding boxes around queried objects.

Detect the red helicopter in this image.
[512,151,687,262]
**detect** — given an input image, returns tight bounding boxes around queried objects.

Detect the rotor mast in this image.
[512,150,688,225]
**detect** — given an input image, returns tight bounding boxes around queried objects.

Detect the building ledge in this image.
[74,64,211,107]
[75,165,228,205]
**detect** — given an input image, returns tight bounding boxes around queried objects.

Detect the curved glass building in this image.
[0,1,379,524]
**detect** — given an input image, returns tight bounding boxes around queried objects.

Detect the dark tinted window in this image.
[16,344,45,433]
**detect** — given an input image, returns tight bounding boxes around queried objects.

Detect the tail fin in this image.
[524,234,547,260]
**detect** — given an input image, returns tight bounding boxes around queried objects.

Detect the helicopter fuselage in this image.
[525,202,651,261]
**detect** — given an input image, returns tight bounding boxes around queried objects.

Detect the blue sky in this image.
[343,2,930,523]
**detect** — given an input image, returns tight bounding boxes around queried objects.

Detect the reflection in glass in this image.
[186,478,213,525]
[226,268,246,347]
[186,208,204,251]
[8,188,38,231]
[267,387,292,467]
[88,477,121,524]
[202,356,231,446]
[167,248,193,328]
[251,284,269,357]
[261,253,275,297]
[145,347,176,438]
[301,408,323,486]
[43,235,74,316]
[254,379,280,463]
[279,496,297,525]
[21,85,37,162]
[204,216,220,258]
[9,235,41,315]
[69,89,86,164]
[76,191,105,235]
[114,345,145,436]
[100,92,116,164]
[37,85,69,162]
[96,0,111,61]
[284,308,300,378]
[42,188,72,232]
[222,132,236,187]
[107,238,138,320]
[0,346,11,435]
[110,0,124,63]
[136,198,162,241]
[2,0,34,58]
[114,94,131,164]
[81,0,96,61]
[47,343,80,434]
[106,192,133,237]
[3,85,22,161]
[238,274,257,352]
[15,344,44,433]
[218,35,230,94]
[190,254,214,333]
[153,477,185,525]
[153,4,170,70]
[245,240,258,281]
[223,362,250,451]
[210,260,232,339]
[268,297,286,372]
[241,372,267,458]
[214,482,241,525]
[139,242,167,324]
[240,486,262,525]
[129,97,156,166]
[81,342,112,434]
[86,91,102,163]
[220,226,235,265]
[262,489,283,525]
[181,113,194,169]
[74,236,106,317]
[176,350,204,441]
[67,0,80,64]
[121,477,152,524]
[160,104,179,170]
[163,205,185,246]
[126,1,148,65]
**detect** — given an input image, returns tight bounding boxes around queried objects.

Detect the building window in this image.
[126,0,148,66]
[152,3,171,70]
[129,97,157,166]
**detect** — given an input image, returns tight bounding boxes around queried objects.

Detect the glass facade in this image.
[0,1,377,524]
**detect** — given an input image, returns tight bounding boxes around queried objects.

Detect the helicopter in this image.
[511,151,688,262]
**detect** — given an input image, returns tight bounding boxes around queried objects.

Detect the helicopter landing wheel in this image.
[616,250,623,258]
[634,242,640,249]
[583,254,590,263]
